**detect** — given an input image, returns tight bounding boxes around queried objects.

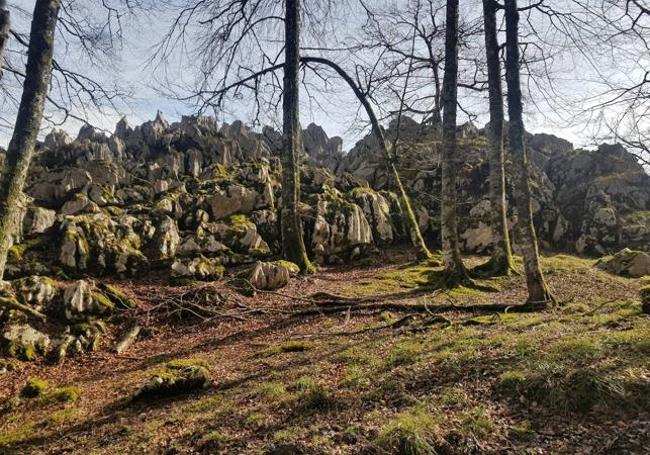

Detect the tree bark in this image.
[480,0,515,275]
[0,2,9,81]
[504,0,554,305]
[281,0,314,273]
[301,56,433,259]
[0,0,62,280]
[440,0,469,284]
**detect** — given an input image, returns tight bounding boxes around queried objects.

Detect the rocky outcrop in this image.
[2,113,648,285]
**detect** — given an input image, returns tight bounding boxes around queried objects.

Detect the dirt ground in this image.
[1,249,649,454]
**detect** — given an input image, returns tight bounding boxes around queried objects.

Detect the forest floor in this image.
[1,249,649,454]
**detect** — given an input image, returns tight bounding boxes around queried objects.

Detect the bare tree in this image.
[282,0,315,273]
[440,0,470,284]
[504,0,554,307]
[0,0,62,279]
[476,0,515,276]
[0,0,8,81]
[302,56,433,259]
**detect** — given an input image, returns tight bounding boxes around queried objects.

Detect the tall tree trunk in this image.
[301,56,432,259]
[0,1,9,81]
[0,0,61,280]
[440,0,469,284]
[281,0,314,273]
[480,0,515,275]
[504,0,554,306]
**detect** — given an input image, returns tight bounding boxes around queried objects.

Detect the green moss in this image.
[21,378,50,398]
[228,214,255,232]
[199,431,233,451]
[166,358,210,370]
[91,291,114,311]
[41,386,80,404]
[376,406,442,455]
[0,422,36,448]
[99,284,139,309]
[272,260,300,274]
[257,341,311,357]
[135,359,211,400]
[8,237,49,262]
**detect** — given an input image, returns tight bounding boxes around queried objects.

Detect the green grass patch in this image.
[376,405,443,455]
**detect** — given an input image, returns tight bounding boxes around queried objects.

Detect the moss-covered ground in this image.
[0,250,648,454]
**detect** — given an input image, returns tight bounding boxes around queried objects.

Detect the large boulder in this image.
[596,248,650,278]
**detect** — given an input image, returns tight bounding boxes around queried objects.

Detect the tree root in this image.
[0,296,46,321]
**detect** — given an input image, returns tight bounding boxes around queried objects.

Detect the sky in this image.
[1,0,645,153]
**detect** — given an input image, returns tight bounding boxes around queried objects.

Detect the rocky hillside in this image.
[3,113,650,282]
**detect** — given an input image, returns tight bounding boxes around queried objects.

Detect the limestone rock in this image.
[244,261,299,290]
[2,324,50,360]
[350,188,394,244]
[152,216,180,260]
[63,280,113,321]
[596,248,650,278]
[171,256,225,280]
[311,188,373,262]
[22,207,56,236]
[13,276,57,311]
[208,184,258,220]
[44,129,72,149]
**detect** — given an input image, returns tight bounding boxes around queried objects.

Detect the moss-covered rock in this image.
[20,378,51,398]
[596,248,650,278]
[171,256,225,281]
[134,359,211,400]
[1,324,50,360]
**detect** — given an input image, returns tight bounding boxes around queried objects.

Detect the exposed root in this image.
[0,296,47,321]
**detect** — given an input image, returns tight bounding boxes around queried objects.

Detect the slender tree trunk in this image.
[440,0,469,284]
[480,0,515,275]
[0,0,62,280]
[281,0,314,273]
[0,1,9,81]
[504,0,554,306]
[301,56,432,259]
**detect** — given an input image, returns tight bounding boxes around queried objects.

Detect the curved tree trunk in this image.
[480,0,515,275]
[281,0,314,273]
[440,0,470,284]
[504,0,554,306]
[301,56,432,259]
[0,0,62,280]
[0,2,9,81]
